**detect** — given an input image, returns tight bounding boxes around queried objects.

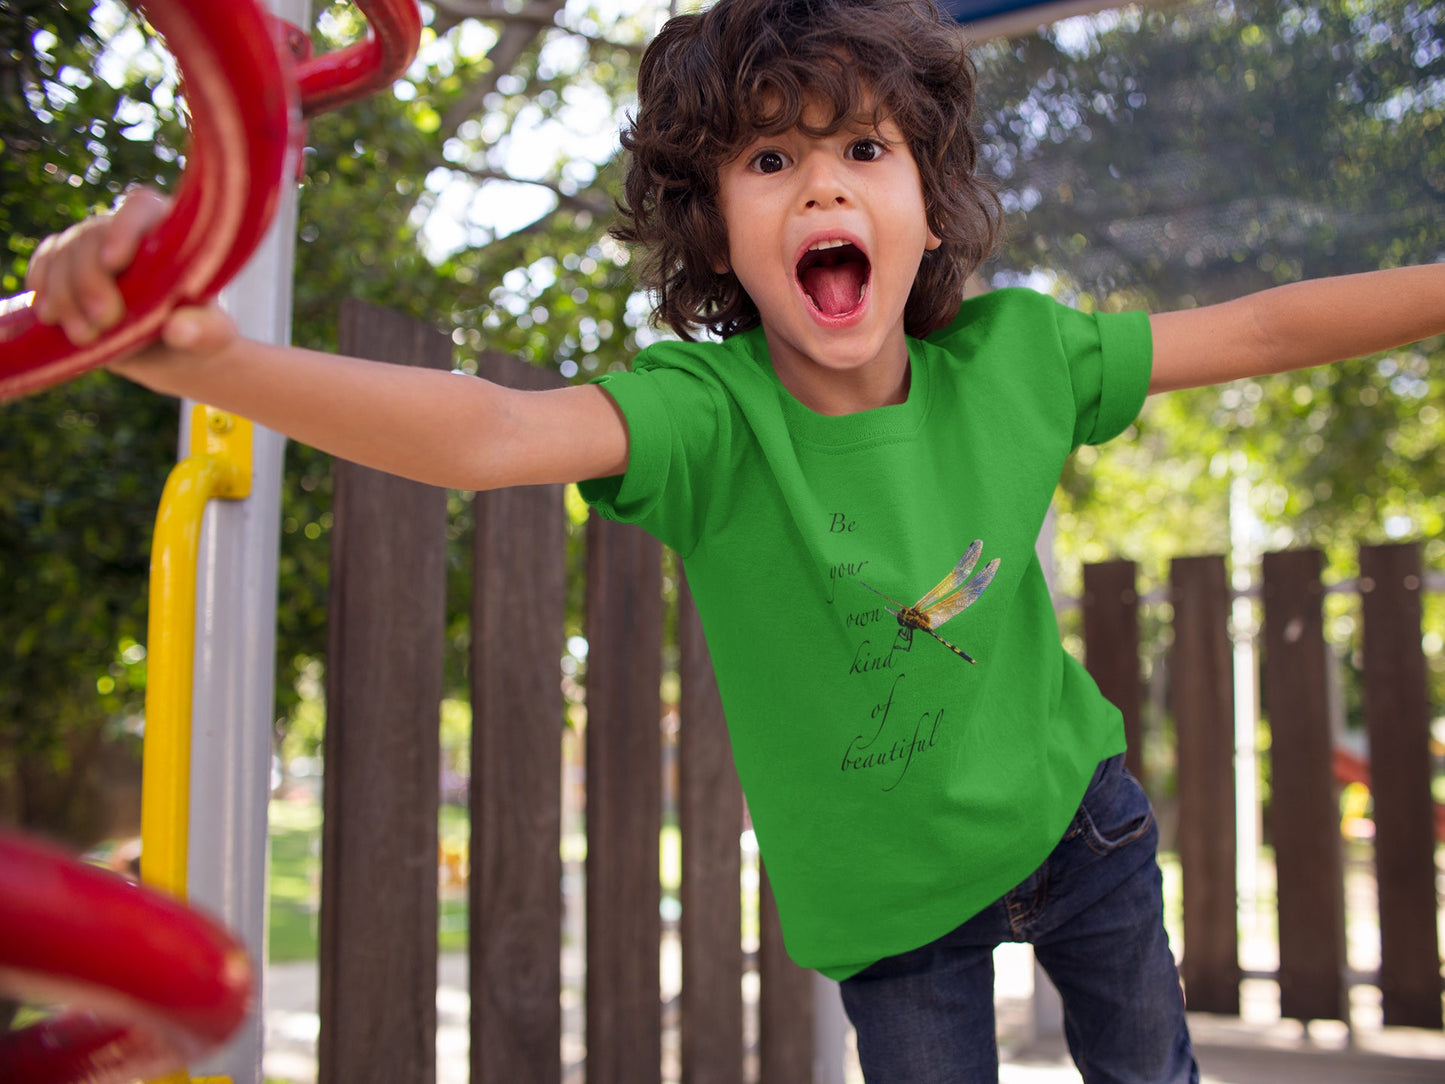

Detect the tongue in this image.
[801,261,867,317]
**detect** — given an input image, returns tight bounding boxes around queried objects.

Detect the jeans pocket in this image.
[1074,756,1155,856]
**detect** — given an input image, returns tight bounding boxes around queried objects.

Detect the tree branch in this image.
[406,1,636,249]
[469,202,572,251]
[437,4,563,138]
[430,0,562,31]
[446,165,613,219]
[429,0,646,57]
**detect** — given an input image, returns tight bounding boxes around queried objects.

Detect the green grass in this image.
[267,799,323,963]
[267,797,471,963]
[269,800,697,964]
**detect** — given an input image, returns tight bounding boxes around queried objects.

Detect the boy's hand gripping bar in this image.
[0,0,424,402]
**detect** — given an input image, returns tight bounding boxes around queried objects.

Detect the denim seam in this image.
[1003,862,1048,939]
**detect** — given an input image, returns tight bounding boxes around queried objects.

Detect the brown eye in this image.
[848,139,884,162]
[751,149,789,174]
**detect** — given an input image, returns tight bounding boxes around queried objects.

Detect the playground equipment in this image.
[1333,745,1445,844]
[0,1,290,402]
[0,1,422,1081]
[0,832,251,1084]
[0,0,421,402]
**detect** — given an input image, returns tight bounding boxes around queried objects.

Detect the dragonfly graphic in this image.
[857,540,1000,664]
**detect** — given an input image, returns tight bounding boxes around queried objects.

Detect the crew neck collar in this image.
[735,326,932,448]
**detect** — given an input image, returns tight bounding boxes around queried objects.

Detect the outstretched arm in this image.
[26,189,629,491]
[1148,264,1445,394]
[113,333,629,491]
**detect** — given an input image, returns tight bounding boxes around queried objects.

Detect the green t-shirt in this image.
[581,287,1152,979]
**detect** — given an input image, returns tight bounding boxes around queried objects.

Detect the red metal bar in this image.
[0,0,423,403]
[0,3,424,1079]
[0,0,295,402]
[0,831,252,1084]
[298,0,425,117]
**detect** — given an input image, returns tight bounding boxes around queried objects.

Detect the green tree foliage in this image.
[0,0,648,839]
[975,0,1445,763]
[0,0,183,841]
[974,0,1445,585]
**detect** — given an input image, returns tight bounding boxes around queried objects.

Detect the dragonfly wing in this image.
[921,557,1001,629]
[914,540,983,611]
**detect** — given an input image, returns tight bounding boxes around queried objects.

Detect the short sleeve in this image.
[1064,307,1153,448]
[576,353,727,557]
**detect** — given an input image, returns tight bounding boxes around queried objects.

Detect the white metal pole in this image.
[1229,469,1263,972]
[181,3,307,1077]
[813,973,847,1084]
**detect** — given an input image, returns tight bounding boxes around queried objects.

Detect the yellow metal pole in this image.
[141,406,251,1084]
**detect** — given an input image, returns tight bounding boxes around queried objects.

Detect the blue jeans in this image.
[840,755,1198,1083]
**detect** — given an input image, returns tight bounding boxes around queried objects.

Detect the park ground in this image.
[259,791,1445,1084]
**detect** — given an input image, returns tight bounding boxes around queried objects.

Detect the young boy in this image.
[26,0,1445,1079]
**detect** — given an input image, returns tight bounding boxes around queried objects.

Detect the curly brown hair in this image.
[613,0,1002,341]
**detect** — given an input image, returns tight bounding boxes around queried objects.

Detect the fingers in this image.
[25,187,172,346]
[28,219,118,345]
[160,305,236,354]
[102,188,172,273]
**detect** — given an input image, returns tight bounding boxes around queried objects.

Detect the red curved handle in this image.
[0,0,423,404]
[298,0,425,118]
[0,0,294,402]
[0,831,252,1084]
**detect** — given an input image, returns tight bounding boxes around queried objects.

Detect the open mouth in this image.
[797,239,871,319]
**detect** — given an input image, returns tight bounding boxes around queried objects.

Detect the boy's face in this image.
[715,100,940,414]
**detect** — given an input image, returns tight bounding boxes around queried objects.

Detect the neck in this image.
[766,339,912,417]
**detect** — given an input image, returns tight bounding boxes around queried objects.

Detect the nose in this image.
[798,151,849,210]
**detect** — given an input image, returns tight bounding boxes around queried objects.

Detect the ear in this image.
[923,206,944,252]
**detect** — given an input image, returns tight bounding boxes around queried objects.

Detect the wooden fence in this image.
[313,303,1442,1084]
[1087,549,1443,1030]
[317,303,813,1083]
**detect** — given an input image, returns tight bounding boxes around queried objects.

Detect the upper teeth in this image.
[809,239,849,251]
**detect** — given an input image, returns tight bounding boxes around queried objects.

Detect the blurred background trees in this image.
[1,0,1440,843]
[975,0,1444,583]
[0,0,652,841]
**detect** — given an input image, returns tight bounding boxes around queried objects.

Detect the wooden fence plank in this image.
[758,863,814,1084]
[1082,559,1144,782]
[319,300,450,1084]
[678,576,746,1084]
[1260,548,1347,1023]
[1169,554,1240,1016]
[1359,542,1443,1030]
[585,516,664,1083]
[471,355,568,1081]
